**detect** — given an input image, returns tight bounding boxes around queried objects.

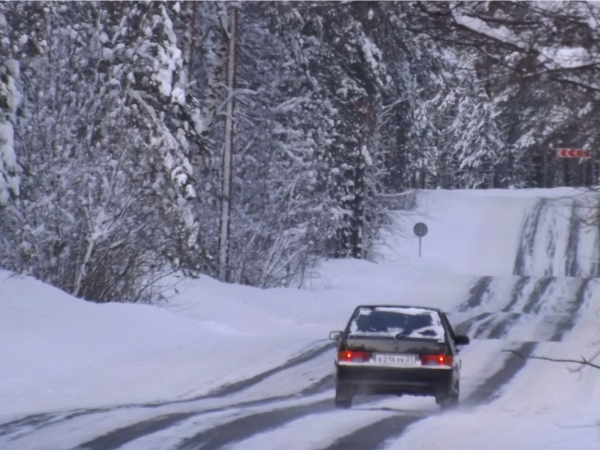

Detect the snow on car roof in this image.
[370,306,439,315]
[350,306,446,340]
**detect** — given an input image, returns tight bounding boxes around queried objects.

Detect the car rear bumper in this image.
[336,364,455,396]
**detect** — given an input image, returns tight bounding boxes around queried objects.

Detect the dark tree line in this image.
[1,2,600,301]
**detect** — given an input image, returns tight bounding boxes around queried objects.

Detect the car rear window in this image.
[349,307,445,340]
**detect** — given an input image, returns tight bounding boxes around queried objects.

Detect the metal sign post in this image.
[413,222,428,258]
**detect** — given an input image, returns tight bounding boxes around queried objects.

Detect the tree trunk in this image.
[218,5,237,282]
[201,4,228,142]
[351,146,365,258]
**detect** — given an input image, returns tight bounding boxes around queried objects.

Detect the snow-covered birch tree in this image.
[217,4,238,282]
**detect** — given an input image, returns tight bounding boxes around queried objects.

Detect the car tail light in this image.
[421,354,453,367]
[338,350,371,363]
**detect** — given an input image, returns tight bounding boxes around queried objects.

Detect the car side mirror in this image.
[455,335,470,346]
[329,331,343,341]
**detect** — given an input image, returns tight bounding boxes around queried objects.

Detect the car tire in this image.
[439,382,459,410]
[335,385,353,409]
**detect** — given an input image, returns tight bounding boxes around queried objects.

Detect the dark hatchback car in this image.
[329,305,469,409]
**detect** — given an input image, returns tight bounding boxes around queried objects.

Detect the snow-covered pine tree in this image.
[275,2,389,259]
[0,2,209,301]
[222,2,340,286]
[0,4,22,207]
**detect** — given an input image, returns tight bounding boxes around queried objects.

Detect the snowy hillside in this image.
[1,188,599,450]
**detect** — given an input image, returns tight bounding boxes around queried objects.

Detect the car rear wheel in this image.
[438,382,459,410]
[335,385,354,409]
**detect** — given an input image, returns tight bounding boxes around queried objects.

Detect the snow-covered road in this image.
[1,188,599,449]
[0,337,539,450]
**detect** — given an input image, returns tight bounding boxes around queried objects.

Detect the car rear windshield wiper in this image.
[395,331,413,340]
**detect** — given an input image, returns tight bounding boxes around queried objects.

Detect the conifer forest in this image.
[1,2,600,301]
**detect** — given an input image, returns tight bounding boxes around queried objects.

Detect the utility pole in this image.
[218,5,238,282]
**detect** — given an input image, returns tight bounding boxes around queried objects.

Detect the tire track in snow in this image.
[76,412,197,450]
[455,276,588,342]
[319,416,419,450]
[501,276,531,313]
[75,375,335,450]
[205,342,335,398]
[0,342,334,446]
[484,313,521,339]
[0,410,109,443]
[565,203,582,277]
[457,277,493,312]
[550,278,593,342]
[513,196,600,278]
[319,342,537,450]
[176,399,333,450]
[521,277,554,314]
[457,275,546,338]
[454,312,492,336]
[513,200,546,276]
[0,413,57,439]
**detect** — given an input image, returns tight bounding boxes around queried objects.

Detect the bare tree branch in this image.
[503,350,600,370]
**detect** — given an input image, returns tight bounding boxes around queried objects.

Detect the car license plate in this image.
[373,353,418,366]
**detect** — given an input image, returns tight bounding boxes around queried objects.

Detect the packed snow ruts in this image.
[514,197,600,278]
[454,276,590,342]
[75,376,335,450]
[319,341,538,450]
[206,342,335,397]
[0,342,334,447]
[457,276,493,312]
[174,400,332,450]
[455,199,597,342]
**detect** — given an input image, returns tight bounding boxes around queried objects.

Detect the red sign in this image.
[556,148,592,159]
